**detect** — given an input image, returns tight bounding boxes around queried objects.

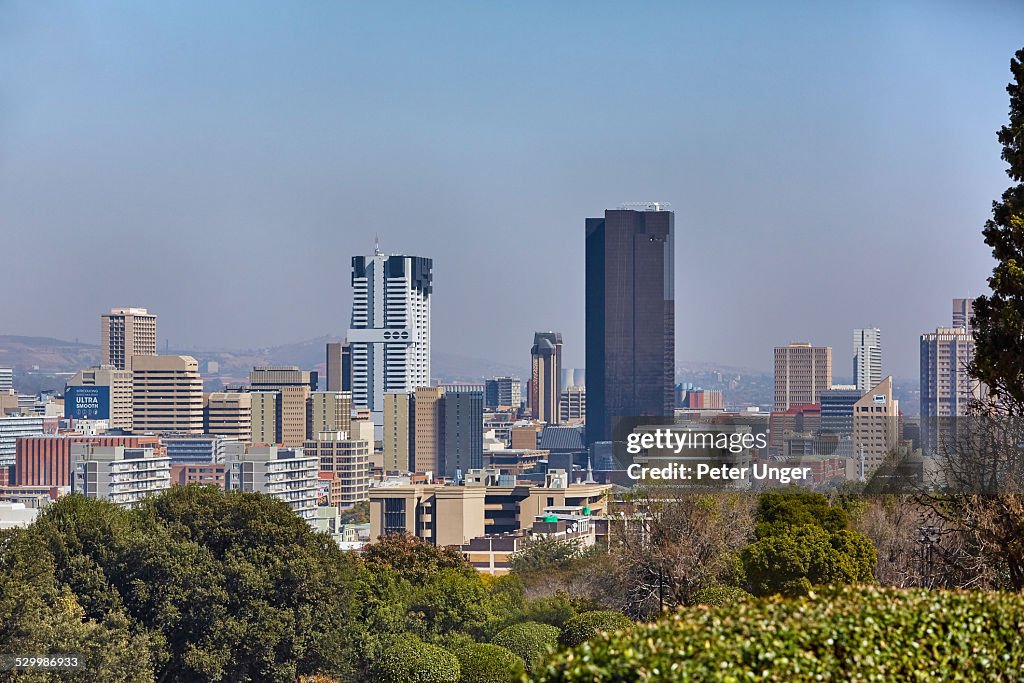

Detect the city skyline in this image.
[4,2,1023,379]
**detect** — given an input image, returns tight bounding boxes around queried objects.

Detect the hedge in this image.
[490,622,560,673]
[557,610,633,647]
[373,635,460,683]
[453,643,525,683]
[533,586,1024,682]
[687,584,749,607]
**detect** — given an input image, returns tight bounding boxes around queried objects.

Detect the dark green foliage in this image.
[0,528,153,682]
[490,622,560,673]
[742,525,876,596]
[339,501,369,524]
[373,635,460,683]
[974,48,1024,404]
[534,586,1024,682]
[514,592,577,627]
[26,487,363,682]
[687,584,749,607]
[557,610,632,647]
[452,643,525,683]
[755,491,850,537]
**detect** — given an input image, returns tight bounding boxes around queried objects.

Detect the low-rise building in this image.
[224,445,319,522]
[71,444,171,507]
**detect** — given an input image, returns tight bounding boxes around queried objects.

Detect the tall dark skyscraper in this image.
[585,205,675,444]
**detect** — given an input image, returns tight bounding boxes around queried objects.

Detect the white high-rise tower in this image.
[347,246,432,428]
[852,328,882,395]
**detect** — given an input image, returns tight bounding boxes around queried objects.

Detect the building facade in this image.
[530,332,562,424]
[224,446,319,522]
[308,391,352,437]
[852,376,900,477]
[347,250,433,429]
[101,307,157,371]
[773,342,833,412]
[0,415,44,470]
[131,355,204,434]
[71,444,171,507]
[585,206,675,443]
[303,431,370,508]
[413,386,445,474]
[853,328,882,395]
[15,434,163,487]
[485,377,522,410]
[204,392,252,438]
[66,365,134,430]
[443,390,484,480]
[383,391,412,472]
[559,384,587,422]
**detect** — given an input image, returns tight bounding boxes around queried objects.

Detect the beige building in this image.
[368,468,610,548]
[66,365,133,430]
[852,376,900,478]
[204,392,252,439]
[303,431,370,508]
[250,392,278,444]
[383,392,412,472]
[248,367,315,448]
[413,386,445,474]
[559,384,586,423]
[101,308,156,371]
[530,332,562,424]
[308,391,352,437]
[774,342,833,411]
[131,355,203,434]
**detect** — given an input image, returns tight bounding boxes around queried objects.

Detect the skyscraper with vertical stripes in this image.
[347,246,433,429]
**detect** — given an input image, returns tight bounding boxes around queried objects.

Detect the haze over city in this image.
[4,1,1023,377]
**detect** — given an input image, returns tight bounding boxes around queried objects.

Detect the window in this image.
[383,498,407,534]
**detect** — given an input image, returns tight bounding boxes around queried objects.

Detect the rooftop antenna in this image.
[374,235,382,256]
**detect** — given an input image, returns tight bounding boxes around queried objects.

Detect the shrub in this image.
[558,610,632,647]
[372,634,460,683]
[533,585,1024,681]
[490,622,560,673]
[687,584,749,607]
[453,643,525,683]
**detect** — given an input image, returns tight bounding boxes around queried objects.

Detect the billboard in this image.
[65,385,110,420]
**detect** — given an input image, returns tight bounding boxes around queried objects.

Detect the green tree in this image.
[490,622,560,674]
[755,491,851,537]
[558,610,632,648]
[973,47,1024,405]
[742,524,876,597]
[362,533,473,584]
[452,643,525,683]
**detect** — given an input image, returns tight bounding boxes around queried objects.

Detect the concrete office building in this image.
[443,390,483,480]
[0,415,44,469]
[66,365,134,430]
[71,444,171,508]
[853,328,882,395]
[325,341,352,392]
[248,367,316,447]
[303,431,370,508]
[920,331,983,453]
[0,368,12,392]
[586,205,675,443]
[383,392,412,472]
[852,376,900,478]
[131,355,204,434]
[225,446,319,522]
[368,468,610,547]
[204,392,252,439]
[347,249,433,430]
[308,391,352,437]
[820,386,861,436]
[530,332,562,424]
[170,463,226,488]
[953,298,975,330]
[250,392,278,444]
[413,386,445,474]
[559,384,586,423]
[15,434,163,487]
[774,342,833,411]
[485,377,522,410]
[101,307,157,371]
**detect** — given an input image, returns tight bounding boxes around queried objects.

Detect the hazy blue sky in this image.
[3,1,1022,378]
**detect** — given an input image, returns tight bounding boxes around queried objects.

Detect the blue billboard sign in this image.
[65,385,110,420]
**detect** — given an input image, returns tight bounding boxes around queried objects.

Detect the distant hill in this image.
[0,334,528,386]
